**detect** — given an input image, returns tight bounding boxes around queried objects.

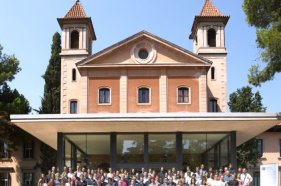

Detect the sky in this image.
[0,0,280,113]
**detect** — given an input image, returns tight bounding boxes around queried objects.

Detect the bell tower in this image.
[57,0,96,114]
[189,0,229,112]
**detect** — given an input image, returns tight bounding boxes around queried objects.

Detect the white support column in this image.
[120,70,128,113]
[159,68,167,113]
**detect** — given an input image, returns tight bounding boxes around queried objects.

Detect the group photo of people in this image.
[37,164,253,186]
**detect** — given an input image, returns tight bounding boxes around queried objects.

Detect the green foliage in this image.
[0,45,21,85]
[39,32,61,114]
[38,32,61,173]
[0,83,31,114]
[0,43,32,152]
[40,143,57,174]
[228,86,266,167]
[228,86,266,112]
[243,0,281,86]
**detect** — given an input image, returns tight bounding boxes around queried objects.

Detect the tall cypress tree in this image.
[39,32,61,173]
[40,32,61,114]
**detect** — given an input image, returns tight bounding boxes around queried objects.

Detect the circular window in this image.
[131,41,156,64]
[138,49,149,60]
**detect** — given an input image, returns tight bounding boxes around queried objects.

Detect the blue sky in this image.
[0,0,280,112]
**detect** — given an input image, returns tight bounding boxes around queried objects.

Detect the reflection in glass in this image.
[220,136,229,167]
[149,134,176,163]
[64,139,71,168]
[117,134,144,163]
[182,134,207,169]
[65,134,110,169]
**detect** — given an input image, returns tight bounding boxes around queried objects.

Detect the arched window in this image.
[177,87,190,103]
[71,30,79,49]
[138,87,150,104]
[209,98,218,112]
[211,67,215,80]
[72,69,76,81]
[99,88,110,104]
[207,28,216,47]
[70,100,77,114]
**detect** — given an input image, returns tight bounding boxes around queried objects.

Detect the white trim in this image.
[137,86,151,105]
[10,112,281,122]
[176,86,192,105]
[97,87,112,105]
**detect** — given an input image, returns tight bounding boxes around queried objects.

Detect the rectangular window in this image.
[0,173,11,186]
[257,139,263,157]
[116,134,144,163]
[178,87,190,103]
[70,101,77,114]
[23,172,34,186]
[148,134,176,163]
[99,88,110,104]
[23,140,34,159]
[210,99,218,112]
[0,141,9,159]
[138,87,150,104]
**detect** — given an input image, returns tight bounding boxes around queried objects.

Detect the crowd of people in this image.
[37,164,253,186]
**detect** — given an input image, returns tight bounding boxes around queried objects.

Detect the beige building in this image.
[2,0,280,185]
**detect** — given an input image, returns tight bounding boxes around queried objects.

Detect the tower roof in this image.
[64,0,87,18]
[189,0,229,39]
[57,0,96,40]
[200,0,223,16]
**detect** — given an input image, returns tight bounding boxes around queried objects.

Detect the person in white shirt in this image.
[240,168,253,186]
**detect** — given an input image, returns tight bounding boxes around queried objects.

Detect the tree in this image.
[228,86,266,167]
[243,0,281,86]
[39,32,61,114]
[0,45,21,86]
[0,43,32,152]
[38,32,61,173]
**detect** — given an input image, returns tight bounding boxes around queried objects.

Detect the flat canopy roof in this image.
[11,112,281,150]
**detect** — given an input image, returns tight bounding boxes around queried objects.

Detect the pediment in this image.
[77,31,212,68]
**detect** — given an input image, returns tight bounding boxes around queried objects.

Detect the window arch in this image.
[209,98,218,112]
[99,87,111,104]
[70,100,78,114]
[70,30,79,49]
[72,68,76,81]
[138,87,150,104]
[177,87,190,104]
[211,67,216,80]
[207,28,216,47]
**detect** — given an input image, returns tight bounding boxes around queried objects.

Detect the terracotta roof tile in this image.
[200,0,223,16]
[64,0,87,18]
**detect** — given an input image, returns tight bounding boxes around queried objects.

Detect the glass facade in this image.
[61,132,234,170]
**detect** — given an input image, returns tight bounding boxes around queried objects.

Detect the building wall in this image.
[192,22,227,112]
[167,77,199,112]
[255,132,281,186]
[128,76,160,113]
[257,132,281,165]
[0,139,41,186]
[88,77,120,113]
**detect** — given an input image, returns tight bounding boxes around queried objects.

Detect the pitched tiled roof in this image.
[189,0,229,39]
[64,0,87,18]
[200,0,223,16]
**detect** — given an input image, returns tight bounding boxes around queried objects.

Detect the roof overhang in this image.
[11,113,281,150]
